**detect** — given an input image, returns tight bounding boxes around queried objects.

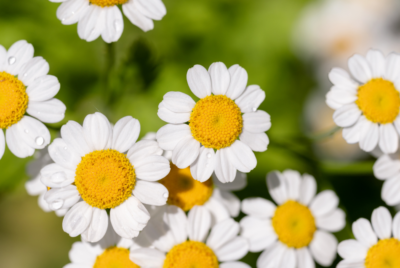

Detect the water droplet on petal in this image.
[51,172,67,184]
[207,153,212,158]
[51,199,63,210]
[64,146,68,150]
[114,20,122,32]
[37,111,41,115]
[8,56,16,65]
[24,129,29,133]
[163,192,168,198]
[252,107,257,112]
[35,136,44,146]
[23,72,28,77]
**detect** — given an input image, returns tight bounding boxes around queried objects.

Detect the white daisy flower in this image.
[373,154,400,206]
[337,206,400,268]
[156,62,271,184]
[0,40,66,160]
[130,205,250,268]
[240,170,346,268]
[326,49,400,154]
[49,0,166,43]
[40,112,171,242]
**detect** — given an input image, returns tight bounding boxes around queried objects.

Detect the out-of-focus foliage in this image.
[0,0,391,267]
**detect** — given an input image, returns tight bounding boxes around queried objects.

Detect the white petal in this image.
[18,57,49,86]
[393,212,400,240]
[299,174,316,206]
[342,116,367,144]
[352,218,378,248]
[296,248,315,268]
[215,148,237,183]
[382,176,400,206]
[241,197,276,219]
[134,0,166,20]
[379,124,398,154]
[337,259,365,268]
[371,206,392,239]
[348,54,372,83]
[360,121,379,152]
[267,171,288,205]
[385,52,400,82]
[235,85,265,113]
[127,140,163,166]
[157,102,191,124]
[326,87,358,110]
[337,239,368,261]
[110,196,150,239]
[63,201,93,237]
[133,181,168,206]
[123,1,154,32]
[25,176,46,196]
[38,193,51,212]
[81,208,108,242]
[256,242,285,268]
[0,130,4,159]
[214,236,249,262]
[226,64,248,100]
[61,121,91,157]
[156,124,192,151]
[239,130,269,152]
[5,40,34,75]
[309,190,339,217]
[190,147,215,182]
[209,62,230,95]
[220,262,250,268]
[69,241,99,265]
[212,189,240,217]
[44,185,80,210]
[226,140,256,173]
[130,248,165,267]
[27,99,66,123]
[187,65,212,98]
[101,6,124,43]
[328,68,358,91]
[243,110,271,133]
[6,125,35,158]
[26,75,60,102]
[207,218,239,251]
[161,92,195,113]
[163,205,188,245]
[188,206,211,242]
[57,0,89,25]
[213,171,247,191]
[11,116,51,149]
[48,138,81,170]
[282,169,301,201]
[309,230,338,267]
[77,5,105,42]
[333,103,362,127]
[280,248,296,268]
[172,136,200,169]
[0,45,5,70]
[373,155,400,180]
[366,49,386,78]
[112,116,140,153]
[134,155,170,181]
[83,112,112,151]
[316,208,346,232]
[240,216,277,252]
[203,197,230,224]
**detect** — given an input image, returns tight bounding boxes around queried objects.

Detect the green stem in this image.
[104,42,115,106]
[308,126,341,141]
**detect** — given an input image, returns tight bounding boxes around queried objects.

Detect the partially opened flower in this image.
[49,0,166,43]
[326,49,400,154]
[40,112,170,242]
[240,170,346,268]
[130,205,250,268]
[157,62,271,183]
[337,206,400,268]
[0,40,66,160]
[373,154,400,206]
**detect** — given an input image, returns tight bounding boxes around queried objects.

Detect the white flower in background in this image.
[326,49,400,154]
[25,147,67,216]
[50,0,166,43]
[0,40,66,160]
[373,154,400,206]
[40,112,170,242]
[64,222,143,268]
[130,205,250,268]
[337,206,400,268]
[240,170,346,268]
[157,62,271,184]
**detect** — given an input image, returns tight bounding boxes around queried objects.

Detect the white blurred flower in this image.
[373,154,400,206]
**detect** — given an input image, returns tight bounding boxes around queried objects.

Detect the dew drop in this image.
[64,146,68,150]
[207,153,212,158]
[51,172,67,183]
[37,111,41,115]
[35,136,44,146]
[24,129,29,133]
[163,192,169,198]
[252,107,257,112]
[51,199,64,210]
[8,56,16,65]
[114,20,122,31]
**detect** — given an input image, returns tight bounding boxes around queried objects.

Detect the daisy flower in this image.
[50,0,166,43]
[326,49,400,154]
[240,170,346,268]
[130,205,250,268]
[157,62,271,183]
[25,147,67,216]
[373,153,400,206]
[337,206,400,268]
[0,40,66,160]
[40,112,170,242]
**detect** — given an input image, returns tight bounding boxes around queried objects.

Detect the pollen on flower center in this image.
[189,95,243,150]
[163,241,219,268]
[75,149,135,209]
[159,164,213,211]
[272,200,316,248]
[356,78,400,124]
[94,246,139,268]
[0,71,28,129]
[365,238,400,268]
[89,0,128,7]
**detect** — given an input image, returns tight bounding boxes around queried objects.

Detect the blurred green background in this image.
[0,0,388,267]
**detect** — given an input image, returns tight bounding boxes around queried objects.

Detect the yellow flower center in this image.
[365,238,400,268]
[356,78,400,124]
[0,71,28,129]
[163,241,219,268]
[89,0,128,7]
[272,200,316,248]
[75,149,135,209]
[93,246,139,268]
[189,95,243,150]
[159,164,213,211]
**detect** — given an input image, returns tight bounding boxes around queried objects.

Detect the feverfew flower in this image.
[0,40,66,159]
[130,205,250,268]
[157,62,271,184]
[50,0,166,43]
[326,49,400,154]
[373,154,400,206]
[337,207,400,268]
[240,170,346,268]
[40,112,170,242]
